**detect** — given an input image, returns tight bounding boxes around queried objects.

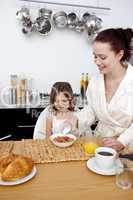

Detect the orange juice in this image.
[83,142,99,154]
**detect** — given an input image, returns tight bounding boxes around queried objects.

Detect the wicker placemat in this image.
[12,139,90,163]
[1,139,133,165]
[0,141,14,155]
[0,139,90,163]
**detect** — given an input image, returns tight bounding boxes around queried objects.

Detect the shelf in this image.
[19,0,111,11]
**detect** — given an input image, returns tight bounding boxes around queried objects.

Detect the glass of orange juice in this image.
[83,135,100,155]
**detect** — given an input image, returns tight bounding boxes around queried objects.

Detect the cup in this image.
[83,135,99,154]
[116,165,133,190]
[95,147,117,170]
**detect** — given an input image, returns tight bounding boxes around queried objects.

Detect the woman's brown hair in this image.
[94,28,133,62]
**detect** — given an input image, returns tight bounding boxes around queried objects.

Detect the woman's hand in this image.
[102,137,125,152]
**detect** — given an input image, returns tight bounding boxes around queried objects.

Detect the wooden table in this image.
[0,161,133,200]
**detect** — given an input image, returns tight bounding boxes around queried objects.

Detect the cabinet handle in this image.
[17,125,35,128]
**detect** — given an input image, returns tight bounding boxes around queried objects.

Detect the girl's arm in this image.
[46,116,53,137]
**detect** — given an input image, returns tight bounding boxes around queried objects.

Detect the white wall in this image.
[0,0,133,93]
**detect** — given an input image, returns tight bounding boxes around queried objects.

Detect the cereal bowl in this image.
[50,133,76,148]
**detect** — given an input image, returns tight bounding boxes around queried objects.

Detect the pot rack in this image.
[19,0,111,11]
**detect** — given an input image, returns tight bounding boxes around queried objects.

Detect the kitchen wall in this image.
[0,0,133,93]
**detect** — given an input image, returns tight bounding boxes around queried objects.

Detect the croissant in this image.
[0,154,34,181]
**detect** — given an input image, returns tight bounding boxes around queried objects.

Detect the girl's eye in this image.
[55,100,68,104]
[62,100,68,103]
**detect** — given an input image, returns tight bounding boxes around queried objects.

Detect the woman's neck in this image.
[105,63,127,81]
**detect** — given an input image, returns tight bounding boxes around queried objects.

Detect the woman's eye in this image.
[100,56,106,60]
[94,54,106,60]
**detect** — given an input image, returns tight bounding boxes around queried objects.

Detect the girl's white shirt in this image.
[77,63,133,146]
[33,106,49,139]
[33,106,76,139]
[52,117,66,134]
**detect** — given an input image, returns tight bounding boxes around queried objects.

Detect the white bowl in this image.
[50,133,76,148]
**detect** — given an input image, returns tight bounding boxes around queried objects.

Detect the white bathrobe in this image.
[77,63,133,146]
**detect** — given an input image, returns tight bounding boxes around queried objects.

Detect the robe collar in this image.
[96,63,133,125]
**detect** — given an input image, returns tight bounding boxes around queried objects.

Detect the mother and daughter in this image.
[34,27,133,152]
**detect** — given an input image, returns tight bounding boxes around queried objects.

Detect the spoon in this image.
[62,125,71,135]
[119,154,133,161]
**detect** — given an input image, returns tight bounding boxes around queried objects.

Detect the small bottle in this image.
[84,73,89,93]
[80,73,85,100]
[10,74,18,104]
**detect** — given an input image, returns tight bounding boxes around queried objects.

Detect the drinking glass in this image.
[116,164,133,190]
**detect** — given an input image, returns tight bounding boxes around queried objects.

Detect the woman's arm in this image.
[76,103,96,131]
[117,123,133,146]
[102,138,125,151]
[102,123,133,151]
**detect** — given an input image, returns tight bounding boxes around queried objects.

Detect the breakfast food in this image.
[54,136,74,143]
[0,153,34,181]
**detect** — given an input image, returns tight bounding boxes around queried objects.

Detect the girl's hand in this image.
[60,120,72,134]
[102,137,124,152]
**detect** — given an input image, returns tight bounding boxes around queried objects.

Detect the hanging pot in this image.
[38,8,52,19]
[16,7,30,21]
[82,12,91,23]
[38,20,51,35]
[53,11,67,28]
[84,14,97,36]
[67,12,79,29]
[85,14,102,35]
[94,17,102,32]
[75,20,85,33]
[22,17,34,35]
[35,16,51,35]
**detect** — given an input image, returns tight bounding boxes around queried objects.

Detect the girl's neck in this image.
[56,110,72,118]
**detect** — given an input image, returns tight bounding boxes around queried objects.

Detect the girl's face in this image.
[54,92,70,112]
[92,42,124,74]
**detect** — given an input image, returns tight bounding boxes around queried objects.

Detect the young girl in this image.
[33,82,78,139]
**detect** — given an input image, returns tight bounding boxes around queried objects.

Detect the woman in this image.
[77,28,133,151]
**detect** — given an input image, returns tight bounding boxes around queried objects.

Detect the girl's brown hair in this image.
[50,82,75,112]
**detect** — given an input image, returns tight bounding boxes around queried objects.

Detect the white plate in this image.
[87,157,123,176]
[50,133,76,148]
[0,166,37,186]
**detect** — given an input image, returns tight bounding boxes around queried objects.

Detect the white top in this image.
[77,63,133,146]
[33,106,77,139]
[52,117,66,134]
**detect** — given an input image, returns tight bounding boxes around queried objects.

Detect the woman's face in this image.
[92,42,123,74]
[54,92,70,112]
